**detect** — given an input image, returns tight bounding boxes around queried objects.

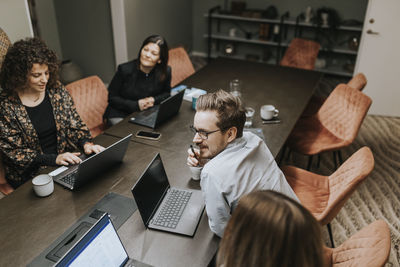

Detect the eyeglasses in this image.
[190,125,221,140]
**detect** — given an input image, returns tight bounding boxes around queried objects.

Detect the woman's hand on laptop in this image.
[83,142,105,155]
[56,152,82,166]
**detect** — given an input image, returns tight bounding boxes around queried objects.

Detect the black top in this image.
[104,59,171,119]
[25,93,58,164]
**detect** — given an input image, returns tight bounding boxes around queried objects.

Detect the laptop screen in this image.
[56,215,128,267]
[131,153,170,226]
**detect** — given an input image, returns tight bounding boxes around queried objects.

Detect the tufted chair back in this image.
[283,147,374,225]
[322,146,374,224]
[347,72,367,91]
[66,76,108,137]
[317,84,372,142]
[0,27,12,69]
[280,38,320,70]
[324,220,391,267]
[168,47,195,87]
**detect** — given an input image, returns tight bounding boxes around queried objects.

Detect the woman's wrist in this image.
[83,142,94,150]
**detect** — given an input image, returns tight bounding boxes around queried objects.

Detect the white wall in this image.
[0,0,33,42]
[124,0,193,60]
[54,0,116,83]
[35,0,63,59]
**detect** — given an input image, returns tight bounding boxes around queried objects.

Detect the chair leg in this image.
[278,145,287,166]
[327,223,335,248]
[307,155,313,170]
[332,151,337,170]
[338,150,343,165]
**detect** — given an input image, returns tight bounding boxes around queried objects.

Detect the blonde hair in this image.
[196,89,245,137]
[217,190,325,267]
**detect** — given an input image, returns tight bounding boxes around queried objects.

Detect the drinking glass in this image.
[229,79,242,97]
[244,107,255,127]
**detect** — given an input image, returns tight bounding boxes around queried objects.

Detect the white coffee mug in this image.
[189,166,203,181]
[32,174,54,197]
[260,105,279,120]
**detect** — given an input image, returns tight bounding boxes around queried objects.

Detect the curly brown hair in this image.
[0,37,59,94]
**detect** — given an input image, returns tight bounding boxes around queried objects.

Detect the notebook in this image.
[55,213,152,267]
[129,89,185,129]
[52,134,132,190]
[131,153,204,237]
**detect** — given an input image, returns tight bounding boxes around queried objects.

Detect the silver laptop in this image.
[55,213,152,267]
[52,134,132,190]
[131,153,205,237]
[129,89,184,129]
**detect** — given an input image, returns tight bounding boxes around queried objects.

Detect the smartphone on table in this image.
[135,130,161,141]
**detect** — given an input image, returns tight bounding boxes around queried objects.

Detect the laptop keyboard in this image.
[59,170,78,186]
[153,189,192,229]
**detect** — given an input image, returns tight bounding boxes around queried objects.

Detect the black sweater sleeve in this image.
[153,67,172,104]
[107,65,140,113]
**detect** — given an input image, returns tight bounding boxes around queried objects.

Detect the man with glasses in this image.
[187,90,298,237]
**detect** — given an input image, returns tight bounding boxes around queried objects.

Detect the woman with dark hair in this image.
[0,37,104,189]
[104,35,171,125]
[217,190,325,267]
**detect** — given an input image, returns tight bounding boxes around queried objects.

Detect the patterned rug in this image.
[282,114,400,266]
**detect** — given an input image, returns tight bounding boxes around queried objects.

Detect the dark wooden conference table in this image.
[0,58,321,267]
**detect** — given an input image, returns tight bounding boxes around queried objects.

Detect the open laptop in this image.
[52,134,132,190]
[55,213,152,267]
[131,153,204,237]
[129,89,185,129]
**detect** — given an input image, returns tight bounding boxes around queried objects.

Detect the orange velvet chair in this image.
[280,38,321,70]
[168,47,195,87]
[347,72,367,91]
[0,154,14,196]
[302,72,368,117]
[282,146,374,247]
[65,76,108,137]
[285,83,372,170]
[324,220,391,267]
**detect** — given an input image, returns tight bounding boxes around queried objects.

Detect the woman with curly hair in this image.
[103,35,171,125]
[0,37,104,189]
[217,190,325,267]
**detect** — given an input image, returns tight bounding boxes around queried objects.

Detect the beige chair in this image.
[65,76,108,137]
[168,47,195,87]
[324,220,391,267]
[282,146,374,247]
[0,27,12,69]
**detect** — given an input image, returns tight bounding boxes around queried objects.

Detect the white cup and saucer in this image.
[32,174,54,197]
[189,166,203,181]
[260,105,279,121]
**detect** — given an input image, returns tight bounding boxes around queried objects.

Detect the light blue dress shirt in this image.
[200,132,299,237]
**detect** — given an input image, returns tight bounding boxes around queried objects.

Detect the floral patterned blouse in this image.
[0,83,92,188]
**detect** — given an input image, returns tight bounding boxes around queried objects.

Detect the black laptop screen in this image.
[132,154,170,226]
